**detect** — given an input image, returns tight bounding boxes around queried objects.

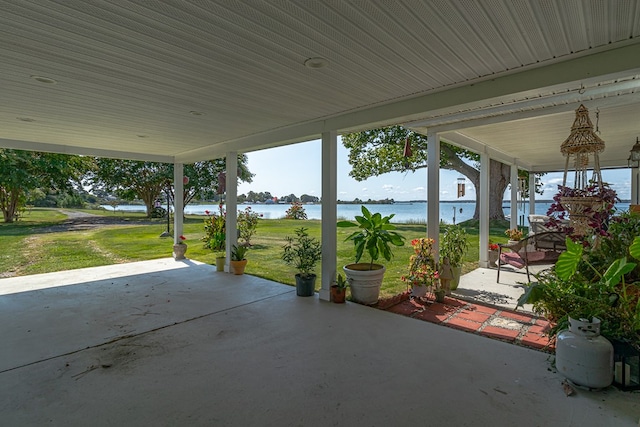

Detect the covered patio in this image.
[1,260,638,426]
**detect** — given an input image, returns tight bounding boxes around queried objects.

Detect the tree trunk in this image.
[441,145,510,220]
[0,187,20,223]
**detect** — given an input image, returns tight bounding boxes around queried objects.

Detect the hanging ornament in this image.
[402,137,412,169]
[217,171,226,194]
[457,177,465,198]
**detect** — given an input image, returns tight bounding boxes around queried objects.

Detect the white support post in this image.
[479,152,490,268]
[427,132,440,260]
[225,152,238,273]
[529,172,536,218]
[173,162,184,246]
[632,167,639,205]
[510,165,518,230]
[320,131,338,302]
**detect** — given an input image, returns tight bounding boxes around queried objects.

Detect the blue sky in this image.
[238,138,633,202]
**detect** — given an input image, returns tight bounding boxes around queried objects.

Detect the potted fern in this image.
[282,227,322,297]
[337,206,405,304]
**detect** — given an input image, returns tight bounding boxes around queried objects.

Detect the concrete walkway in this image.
[1,259,638,426]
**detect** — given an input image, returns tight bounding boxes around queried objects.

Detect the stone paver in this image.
[377,291,554,352]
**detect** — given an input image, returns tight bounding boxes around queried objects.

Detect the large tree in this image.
[90,156,253,217]
[0,149,91,223]
[343,126,521,220]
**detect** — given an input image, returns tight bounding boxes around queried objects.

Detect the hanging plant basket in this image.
[560,196,603,236]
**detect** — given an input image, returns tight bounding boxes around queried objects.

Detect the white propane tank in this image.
[556,317,613,389]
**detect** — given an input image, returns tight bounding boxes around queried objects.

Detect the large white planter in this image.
[343,263,386,305]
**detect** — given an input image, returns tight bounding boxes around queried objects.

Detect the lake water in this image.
[103,201,632,224]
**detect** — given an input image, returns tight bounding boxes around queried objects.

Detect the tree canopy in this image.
[0,149,91,222]
[342,126,534,220]
[90,156,253,217]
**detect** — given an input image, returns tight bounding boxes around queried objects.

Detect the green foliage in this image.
[337,205,405,268]
[519,232,640,348]
[231,244,248,261]
[202,204,226,251]
[440,224,469,267]
[334,274,348,289]
[284,202,307,220]
[281,227,322,278]
[237,206,261,245]
[0,150,91,222]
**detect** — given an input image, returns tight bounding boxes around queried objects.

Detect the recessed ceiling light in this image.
[304,57,329,69]
[189,111,204,116]
[17,117,36,122]
[30,75,57,84]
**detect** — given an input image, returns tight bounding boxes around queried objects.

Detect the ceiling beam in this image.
[0,139,174,163]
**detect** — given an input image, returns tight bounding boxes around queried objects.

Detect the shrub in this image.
[238,206,262,245]
[285,202,307,220]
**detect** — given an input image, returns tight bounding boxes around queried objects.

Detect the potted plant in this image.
[504,228,523,244]
[230,244,248,275]
[173,235,187,260]
[488,241,500,267]
[337,206,405,304]
[282,227,322,297]
[518,214,640,389]
[215,252,226,272]
[439,224,469,290]
[331,274,348,304]
[401,238,437,299]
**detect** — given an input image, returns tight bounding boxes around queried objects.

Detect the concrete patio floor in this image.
[1,259,638,426]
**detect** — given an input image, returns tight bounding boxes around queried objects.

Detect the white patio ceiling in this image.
[1,0,640,171]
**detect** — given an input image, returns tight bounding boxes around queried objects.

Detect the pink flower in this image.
[205,210,210,215]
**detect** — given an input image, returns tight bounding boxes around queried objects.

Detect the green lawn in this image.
[0,208,514,298]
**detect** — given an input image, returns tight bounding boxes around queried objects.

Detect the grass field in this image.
[0,208,514,299]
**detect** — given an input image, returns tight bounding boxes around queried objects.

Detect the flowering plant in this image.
[505,228,523,241]
[238,206,262,246]
[489,242,499,251]
[285,202,308,220]
[202,203,226,251]
[401,238,440,287]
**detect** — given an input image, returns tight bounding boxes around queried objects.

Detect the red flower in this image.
[205,210,210,215]
[179,235,186,241]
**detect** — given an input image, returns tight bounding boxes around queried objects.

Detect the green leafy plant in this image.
[337,205,405,269]
[231,244,248,261]
[333,274,348,289]
[519,234,640,347]
[237,207,262,245]
[281,227,322,279]
[440,224,469,267]
[202,204,225,251]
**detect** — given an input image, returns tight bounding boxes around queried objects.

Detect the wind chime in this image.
[559,104,606,235]
[457,177,465,198]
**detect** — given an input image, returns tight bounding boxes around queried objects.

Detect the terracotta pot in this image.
[230,259,247,275]
[173,243,187,260]
[330,285,346,303]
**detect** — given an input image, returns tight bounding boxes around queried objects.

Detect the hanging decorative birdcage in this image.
[559,104,607,236]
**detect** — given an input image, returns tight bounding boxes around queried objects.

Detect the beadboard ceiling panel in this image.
[1,0,639,169]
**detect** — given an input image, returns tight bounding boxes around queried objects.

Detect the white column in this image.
[173,162,184,245]
[510,165,518,230]
[632,167,639,205]
[529,172,536,217]
[479,152,490,268]
[225,152,238,273]
[320,131,338,302]
[427,132,440,260]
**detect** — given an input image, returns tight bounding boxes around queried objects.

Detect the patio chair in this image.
[496,231,567,282]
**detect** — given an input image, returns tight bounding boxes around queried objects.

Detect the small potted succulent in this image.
[331,274,349,303]
[282,227,322,297]
[230,244,248,275]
